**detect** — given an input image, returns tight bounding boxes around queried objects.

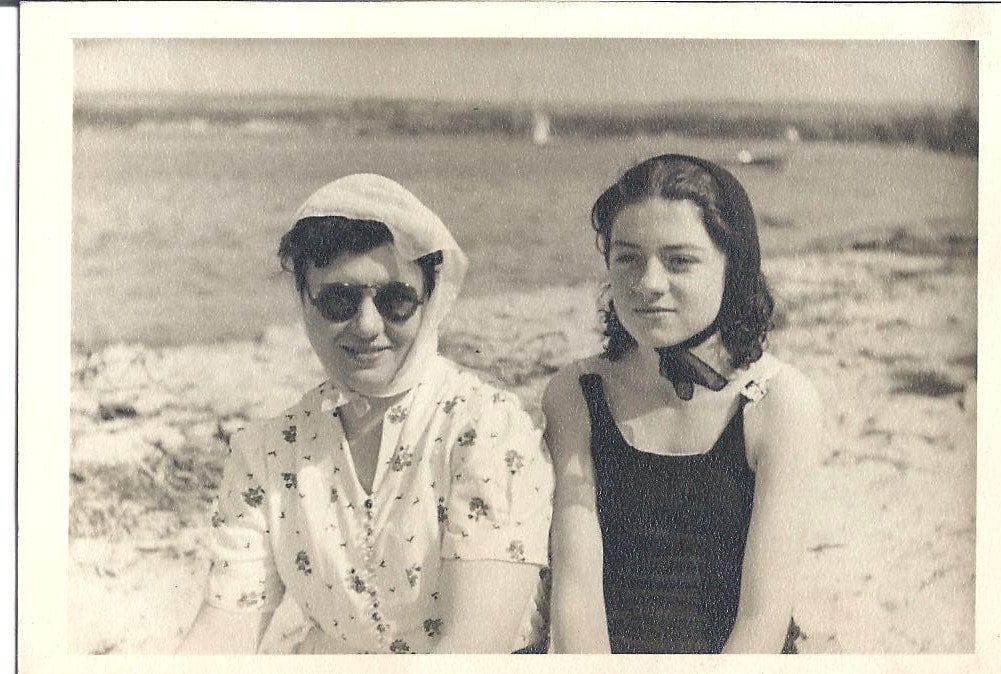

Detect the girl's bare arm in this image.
[723,365,822,653]
[544,367,612,653]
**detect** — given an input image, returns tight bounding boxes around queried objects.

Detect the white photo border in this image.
[17,2,999,673]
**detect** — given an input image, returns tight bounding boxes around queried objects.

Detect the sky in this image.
[77,39,977,108]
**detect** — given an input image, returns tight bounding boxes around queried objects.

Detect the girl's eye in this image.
[613,253,640,264]
[666,255,698,270]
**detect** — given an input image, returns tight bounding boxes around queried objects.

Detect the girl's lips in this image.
[633,306,677,315]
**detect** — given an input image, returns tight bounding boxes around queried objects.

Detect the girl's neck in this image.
[687,331,732,373]
[618,331,733,397]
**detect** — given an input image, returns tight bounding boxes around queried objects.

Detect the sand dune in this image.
[67,249,975,654]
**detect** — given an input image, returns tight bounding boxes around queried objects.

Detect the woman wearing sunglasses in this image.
[179,174,553,654]
[545,155,820,653]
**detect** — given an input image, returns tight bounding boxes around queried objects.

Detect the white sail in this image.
[531,110,551,146]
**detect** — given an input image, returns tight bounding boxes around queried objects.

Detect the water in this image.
[73,125,976,348]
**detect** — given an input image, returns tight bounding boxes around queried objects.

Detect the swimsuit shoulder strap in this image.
[577,370,606,426]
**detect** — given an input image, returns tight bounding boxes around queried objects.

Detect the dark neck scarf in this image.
[656,322,726,401]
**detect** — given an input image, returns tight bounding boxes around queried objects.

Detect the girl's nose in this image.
[635,256,670,295]
[350,297,384,338]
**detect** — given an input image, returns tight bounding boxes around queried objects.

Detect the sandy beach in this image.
[67,246,976,654]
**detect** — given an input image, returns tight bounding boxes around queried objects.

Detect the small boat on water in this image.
[731,149,786,170]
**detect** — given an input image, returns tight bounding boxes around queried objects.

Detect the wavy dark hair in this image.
[591,154,773,369]
[278,216,442,298]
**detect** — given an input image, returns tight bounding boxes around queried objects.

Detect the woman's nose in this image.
[350,297,384,338]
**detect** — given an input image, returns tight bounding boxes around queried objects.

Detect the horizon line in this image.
[74,90,975,113]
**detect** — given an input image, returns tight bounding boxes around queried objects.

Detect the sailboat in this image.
[531,109,551,146]
[733,148,785,169]
[731,126,800,170]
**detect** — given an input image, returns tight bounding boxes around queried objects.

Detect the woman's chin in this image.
[341,371,395,395]
[319,361,396,395]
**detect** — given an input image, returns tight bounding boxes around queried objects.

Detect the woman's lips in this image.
[341,345,392,363]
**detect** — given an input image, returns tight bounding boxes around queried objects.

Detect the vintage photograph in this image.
[63,35,978,656]
[17,2,993,666]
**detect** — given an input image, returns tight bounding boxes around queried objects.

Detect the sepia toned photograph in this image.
[17,2,995,669]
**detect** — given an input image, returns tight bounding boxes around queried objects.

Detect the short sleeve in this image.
[204,425,285,612]
[441,392,554,566]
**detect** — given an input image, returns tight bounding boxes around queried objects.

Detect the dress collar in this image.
[316,380,371,416]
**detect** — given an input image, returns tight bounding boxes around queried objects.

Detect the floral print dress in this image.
[205,358,554,653]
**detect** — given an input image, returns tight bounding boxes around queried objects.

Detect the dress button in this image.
[364,498,373,509]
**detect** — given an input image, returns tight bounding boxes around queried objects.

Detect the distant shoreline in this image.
[74,91,978,155]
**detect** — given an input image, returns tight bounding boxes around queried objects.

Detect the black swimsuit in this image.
[579,373,798,653]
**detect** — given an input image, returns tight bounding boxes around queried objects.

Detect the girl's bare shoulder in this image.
[542,356,607,431]
[750,356,820,413]
[742,356,823,466]
[570,354,610,378]
[543,357,606,473]
[544,355,605,403]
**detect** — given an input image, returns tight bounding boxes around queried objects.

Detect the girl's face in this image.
[608,197,727,350]
[301,243,425,395]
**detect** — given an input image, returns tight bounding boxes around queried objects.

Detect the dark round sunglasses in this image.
[308,282,424,324]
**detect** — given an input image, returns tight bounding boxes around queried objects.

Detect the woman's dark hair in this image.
[278,216,442,298]
[591,154,773,369]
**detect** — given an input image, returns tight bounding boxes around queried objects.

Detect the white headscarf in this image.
[293,174,468,402]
